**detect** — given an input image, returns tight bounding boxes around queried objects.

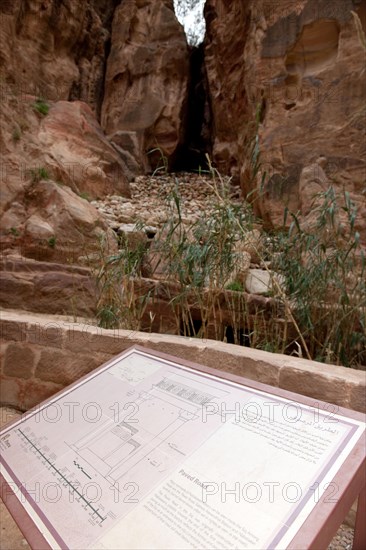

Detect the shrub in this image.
[226,281,244,292]
[32,98,49,116]
[94,172,365,367]
[48,236,56,248]
[79,191,91,201]
[29,167,50,183]
[273,188,366,367]
[95,233,153,331]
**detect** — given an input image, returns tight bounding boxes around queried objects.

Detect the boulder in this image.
[245,268,285,295]
[101,0,190,172]
[24,180,108,241]
[245,269,273,295]
[117,223,147,250]
[38,101,130,198]
[0,174,118,262]
[0,92,131,212]
[0,93,124,258]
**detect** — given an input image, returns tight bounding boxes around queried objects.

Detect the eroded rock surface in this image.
[0,256,97,317]
[0,92,123,259]
[101,0,190,171]
[204,0,366,241]
[0,0,191,258]
[38,101,130,198]
[0,0,118,114]
[203,0,250,181]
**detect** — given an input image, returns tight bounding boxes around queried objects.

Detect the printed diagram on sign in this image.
[16,427,109,527]
[69,374,219,487]
[107,354,164,386]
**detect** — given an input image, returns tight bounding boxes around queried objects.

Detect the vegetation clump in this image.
[29,167,49,183]
[79,191,91,202]
[48,236,56,248]
[94,170,365,368]
[10,227,20,237]
[273,188,365,367]
[32,98,49,116]
[226,281,244,292]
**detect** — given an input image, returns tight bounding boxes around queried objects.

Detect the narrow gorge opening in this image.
[173,0,207,47]
[172,43,212,172]
[172,0,211,173]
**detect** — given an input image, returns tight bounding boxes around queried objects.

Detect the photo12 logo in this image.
[1,480,139,506]
[201,480,339,505]
[201,400,339,425]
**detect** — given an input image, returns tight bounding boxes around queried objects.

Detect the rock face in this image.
[0,0,133,260]
[204,0,251,181]
[2,0,365,276]
[38,101,130,198]
[0,0,118,115]
[1,0,191,177]
[204,0,366,241]
[0,0,192,315]
[0,256,97,317]
[0,175,117,261]
[101,0,190,171]
[0,93,123,256]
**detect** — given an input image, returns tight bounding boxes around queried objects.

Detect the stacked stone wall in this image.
[0,309,364,413]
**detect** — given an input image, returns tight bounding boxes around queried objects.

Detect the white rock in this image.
[117,223,139,233]
[245,269,285,295]
[120,202,134,210]
[245,269,273,295]
[25,215,54,239]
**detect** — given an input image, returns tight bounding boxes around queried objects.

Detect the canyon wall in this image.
[1,0,366,280]
[204,0,366,239]
[102,0,189,172]
[0,0,119,114]
[0,0,189,257]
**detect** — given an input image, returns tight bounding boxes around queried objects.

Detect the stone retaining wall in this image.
[1,308,365,413]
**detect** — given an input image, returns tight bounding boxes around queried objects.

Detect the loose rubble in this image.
[91,172,277,293]
[91,172,236,229]
[328,524,354,550]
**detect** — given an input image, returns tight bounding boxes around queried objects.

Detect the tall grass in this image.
[274,188,365,367]
[94,174,365,368]
[94,232,153,331]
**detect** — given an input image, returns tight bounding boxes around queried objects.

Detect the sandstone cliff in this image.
[204,0,366,240]
[0,0,118,114]
[0,0,189,258]
[1,0,366,319]
[102,0,189,172]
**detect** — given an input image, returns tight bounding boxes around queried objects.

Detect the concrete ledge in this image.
[0,308,365,412]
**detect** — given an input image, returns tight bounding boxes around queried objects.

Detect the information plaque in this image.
[1,345,365,549]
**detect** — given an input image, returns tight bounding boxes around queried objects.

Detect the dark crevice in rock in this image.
[68,0,121,118]
[172,43,212,172]
[93,0,122,121]
[285,102,296,110]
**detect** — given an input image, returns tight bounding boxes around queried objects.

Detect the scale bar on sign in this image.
[18,429,106,523]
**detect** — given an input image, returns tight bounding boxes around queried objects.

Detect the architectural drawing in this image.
[70,374,217,485]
